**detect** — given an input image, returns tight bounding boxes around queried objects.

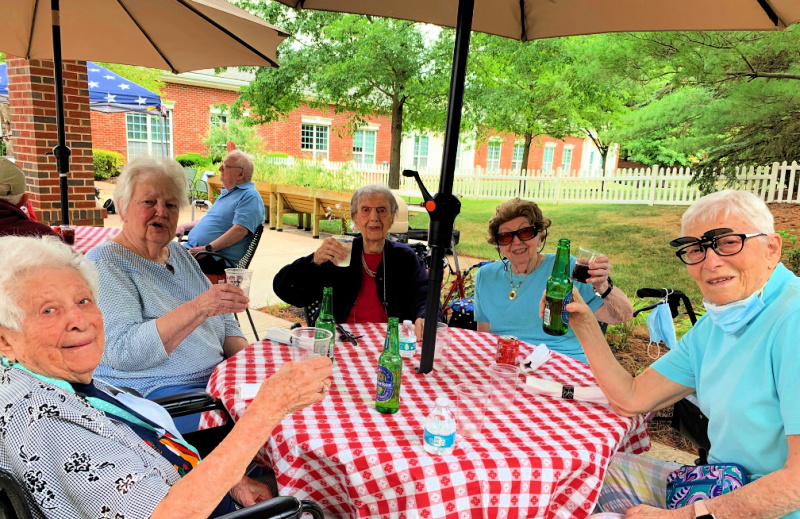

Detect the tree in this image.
[232,3,451,188]
[464,34,575,172]
[590,28,800,173]
[98,63,164,95]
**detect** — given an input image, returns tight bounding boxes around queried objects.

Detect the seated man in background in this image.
[178,150,264,272]
[0,157,58,238]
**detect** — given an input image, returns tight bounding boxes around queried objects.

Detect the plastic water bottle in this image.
[399,319,417,358]
[423,397,457,455]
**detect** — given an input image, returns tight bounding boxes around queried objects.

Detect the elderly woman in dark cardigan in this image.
[0,235,332,519]
[274,184,429,338]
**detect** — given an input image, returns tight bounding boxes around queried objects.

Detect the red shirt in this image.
[346,252,388,324]
[0,199,58,238]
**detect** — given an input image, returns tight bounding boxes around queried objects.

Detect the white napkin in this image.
[524,375,609,405]
[266,327,292,345]
[520,344,552,373]
[235,382,261,400]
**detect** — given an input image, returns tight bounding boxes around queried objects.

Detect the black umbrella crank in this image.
[402,169,461,375]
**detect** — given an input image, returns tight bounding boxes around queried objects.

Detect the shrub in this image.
[92,149,124,180]
[175,153,213,169]
[203,118,264,157]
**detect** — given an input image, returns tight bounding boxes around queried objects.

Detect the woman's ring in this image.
[321,381,329,394]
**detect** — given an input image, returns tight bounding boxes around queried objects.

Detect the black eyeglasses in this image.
[495,226,539,246]
[670,227,766,265]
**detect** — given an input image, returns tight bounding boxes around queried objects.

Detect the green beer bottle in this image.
[376,318,402,414]
[543,238,573,336]
[317,287,336,362]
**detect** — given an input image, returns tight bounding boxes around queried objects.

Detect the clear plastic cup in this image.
[488,364,520,411]
[455,383,488,438]
[331,235,354,267]
[289,327,332,360]
[572,247,602,283]
[434,322,450,371]
[225,268,253,297]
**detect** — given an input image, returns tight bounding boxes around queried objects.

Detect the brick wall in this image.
[7,57,103,226]
[472,132,586,173]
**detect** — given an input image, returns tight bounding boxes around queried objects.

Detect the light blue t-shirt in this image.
[653,263,800,495]
[474,255,603,363]
[185,182,265,264]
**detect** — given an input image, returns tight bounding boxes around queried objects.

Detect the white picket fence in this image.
[262,157,800,205]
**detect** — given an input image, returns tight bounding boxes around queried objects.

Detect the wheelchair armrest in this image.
[219,497,302,519]
[151,391,220,418]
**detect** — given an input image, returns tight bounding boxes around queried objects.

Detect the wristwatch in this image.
[694,500,715,519]
[598,277,614,299]
[204,244,213,252]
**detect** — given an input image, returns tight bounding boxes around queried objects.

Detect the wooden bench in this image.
[207,177,276,228]
[274,185,352,238]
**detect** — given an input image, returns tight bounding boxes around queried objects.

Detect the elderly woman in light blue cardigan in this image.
[86,156,250,432]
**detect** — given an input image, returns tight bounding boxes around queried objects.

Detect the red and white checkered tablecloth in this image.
[201,323,650,519]
[72,226,119,254]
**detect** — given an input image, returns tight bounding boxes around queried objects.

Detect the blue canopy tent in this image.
[1,61,162,114]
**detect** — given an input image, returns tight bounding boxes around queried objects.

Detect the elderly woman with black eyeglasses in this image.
[564,189,800,518]
[473,198,633,363]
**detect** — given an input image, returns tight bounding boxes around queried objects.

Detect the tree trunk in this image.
[388,95,405,189]
[517,132,533,197]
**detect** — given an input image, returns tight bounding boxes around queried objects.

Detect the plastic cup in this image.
[61,225,75,245]
[455,383,488,438]
[225,268,253,298]
[488,364,519,411]
[289,327,332,361]
[433,322,449,371]
[332,235,354,267]
[572,246,602,283]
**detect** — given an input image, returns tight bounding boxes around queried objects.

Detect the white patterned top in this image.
[86,241,243,397]
[0,368,179,519]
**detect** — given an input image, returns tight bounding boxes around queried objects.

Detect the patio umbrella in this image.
[276,0,800,374]
[0,0,288,225]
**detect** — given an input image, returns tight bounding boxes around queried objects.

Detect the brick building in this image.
[90,68,614,175]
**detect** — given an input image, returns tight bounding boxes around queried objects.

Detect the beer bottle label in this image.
[376,366,394,402]
[543,305,551,325]
[562,292,572,324]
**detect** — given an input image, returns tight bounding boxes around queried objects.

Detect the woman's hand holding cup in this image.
[313,237,348,266]
[194,283,249,318]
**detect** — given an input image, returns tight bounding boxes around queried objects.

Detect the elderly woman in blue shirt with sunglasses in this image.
[474,198,633,363]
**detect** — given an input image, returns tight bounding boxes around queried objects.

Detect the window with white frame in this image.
[210,113,227,128]
[126,111,172,160]
[542,144,556,173]
[353,130,377,164]
[413,134,429,168]
[487,140,502,171]
[301,124,329,159]
[454,141,463,169]
[511,141,525,170]
[561,147,574,174]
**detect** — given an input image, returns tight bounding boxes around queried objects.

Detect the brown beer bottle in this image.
[543,239,573,336]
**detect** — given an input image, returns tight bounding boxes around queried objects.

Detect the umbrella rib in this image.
[26,0,41,58]
[756,0,780,26]
[174,0,280,68]
[518,0,527,42]
[116,0,178,73]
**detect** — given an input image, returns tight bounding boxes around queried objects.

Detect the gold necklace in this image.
[508,254,542,300]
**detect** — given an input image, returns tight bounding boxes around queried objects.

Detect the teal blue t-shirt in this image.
[474,255,603,363]
[652,263,800,500]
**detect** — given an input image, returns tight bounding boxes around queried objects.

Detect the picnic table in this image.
[71,225,120,254]
[201,323,649,518]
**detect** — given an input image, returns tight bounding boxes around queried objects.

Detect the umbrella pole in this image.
[417,0,473,374]
[51,0,71,226]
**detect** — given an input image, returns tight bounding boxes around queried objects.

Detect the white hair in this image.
[681,189,774,235]
[226,150,255,183]
[0,236,99,332]
[114,155,189,216]
[350,184,399,219]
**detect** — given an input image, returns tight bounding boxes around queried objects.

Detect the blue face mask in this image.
[703,289,766,335]
[647,303,678,358]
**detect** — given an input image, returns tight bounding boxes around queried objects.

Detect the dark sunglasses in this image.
[495,225,539,246]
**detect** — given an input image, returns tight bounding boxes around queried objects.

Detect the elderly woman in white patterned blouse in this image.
[0,235,332,519]
[86,156,250,432]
